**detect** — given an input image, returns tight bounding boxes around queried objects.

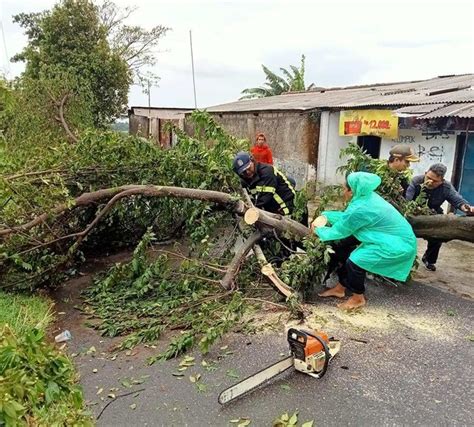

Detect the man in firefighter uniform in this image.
[232,151,295,216]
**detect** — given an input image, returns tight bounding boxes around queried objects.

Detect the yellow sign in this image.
[339,110,398,138]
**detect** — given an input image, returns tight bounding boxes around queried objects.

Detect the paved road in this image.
[54,276,473,426]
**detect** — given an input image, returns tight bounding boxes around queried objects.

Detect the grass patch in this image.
[0,291,53,335]
[0,291,92,426]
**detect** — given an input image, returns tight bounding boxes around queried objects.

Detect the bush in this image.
[0,326,92,426]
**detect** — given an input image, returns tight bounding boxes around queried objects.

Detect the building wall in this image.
[317,111,352,184]
[129,115,149,137]
[318,111,459,184]
[381,129,457,181]
[207,111,319,188]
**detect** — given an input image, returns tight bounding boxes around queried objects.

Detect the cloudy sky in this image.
[1,0,473,108]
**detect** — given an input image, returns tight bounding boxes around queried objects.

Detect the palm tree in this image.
[240,54,315,100]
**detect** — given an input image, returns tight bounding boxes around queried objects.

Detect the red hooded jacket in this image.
[251,143,273,165]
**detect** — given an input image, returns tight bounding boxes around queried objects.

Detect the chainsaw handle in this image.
[304,331,331,379]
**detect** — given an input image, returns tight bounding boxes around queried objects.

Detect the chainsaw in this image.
[218,328,340,404]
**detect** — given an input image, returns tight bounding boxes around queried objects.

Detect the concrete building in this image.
[205,74,474,202]
[197,109,319,187]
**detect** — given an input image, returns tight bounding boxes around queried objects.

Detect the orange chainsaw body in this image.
[287,328,332,376]
[304,331,329,357]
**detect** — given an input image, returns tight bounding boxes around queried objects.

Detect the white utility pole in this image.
[189,30,197,108]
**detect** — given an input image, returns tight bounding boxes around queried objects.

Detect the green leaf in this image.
[12,384,25,399]
[45,381,60,403]
[288,412,298,425]
[301,421,314,427]
[226,369,240,379]
[3,401,20,418]
[195,382,208,393]
[120,378,132,388]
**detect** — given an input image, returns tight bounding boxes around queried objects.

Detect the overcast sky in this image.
[1,0,473,109]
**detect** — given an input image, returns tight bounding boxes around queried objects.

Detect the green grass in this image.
[0,292,93,426]
[0,291,53,335]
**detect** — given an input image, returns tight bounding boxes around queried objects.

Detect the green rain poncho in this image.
[315,172,417,281]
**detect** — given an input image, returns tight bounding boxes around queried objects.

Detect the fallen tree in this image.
[406,214,474,242]
[1,183,473,292]
[2,111,472,360]
[2,184,472,243]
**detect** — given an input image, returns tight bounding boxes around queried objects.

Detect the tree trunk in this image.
[220,231,263,290]
[1,185,473,244]
[407,214,474,243]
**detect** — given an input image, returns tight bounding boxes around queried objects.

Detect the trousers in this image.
[423,239,443,264]
[325,236,367,295]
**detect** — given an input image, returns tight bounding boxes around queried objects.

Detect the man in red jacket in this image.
[251,133,273,165]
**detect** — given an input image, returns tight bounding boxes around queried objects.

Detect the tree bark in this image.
[220,231,263,290]
[407,214,474,243]
[1,185,473,244]
[0,185,243,238]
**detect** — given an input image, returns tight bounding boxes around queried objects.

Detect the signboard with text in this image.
[339,110,399,138]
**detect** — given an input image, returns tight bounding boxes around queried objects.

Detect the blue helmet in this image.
[232,151,252,175]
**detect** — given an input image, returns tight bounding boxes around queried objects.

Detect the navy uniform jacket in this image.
[240,163,296,215]
[406,175,468,214]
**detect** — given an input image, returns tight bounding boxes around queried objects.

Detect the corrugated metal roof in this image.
[206,74,474,113]
[394,104,446,115]
[419,102,474,119]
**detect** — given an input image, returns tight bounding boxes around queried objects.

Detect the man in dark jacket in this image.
[387,144,420,196]
[232,151,295,216]
[406,163,474,271]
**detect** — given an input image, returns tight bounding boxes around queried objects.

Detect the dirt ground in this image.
[413,239,474,299]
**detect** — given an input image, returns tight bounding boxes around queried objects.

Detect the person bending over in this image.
[311,172,417,310]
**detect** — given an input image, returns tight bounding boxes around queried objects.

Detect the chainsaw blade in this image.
[218,356,293,404]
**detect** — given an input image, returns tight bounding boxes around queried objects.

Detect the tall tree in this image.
[12,0,169,126]
[97,0,170,88]
[240,54,315,100]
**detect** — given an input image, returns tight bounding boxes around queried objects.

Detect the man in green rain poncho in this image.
[311,172,417,310]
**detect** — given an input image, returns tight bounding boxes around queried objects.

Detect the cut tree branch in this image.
[220,230,263,290]
[240,188,294,298]
[58,94,79,144]
[1,185,473,246]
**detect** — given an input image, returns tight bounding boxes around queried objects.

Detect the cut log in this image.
[240,188,295,298]
[244,207,260,225]
[311,215,328,228]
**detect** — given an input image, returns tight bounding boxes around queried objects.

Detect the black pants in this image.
[423,239,443,264]
[325,236,366,295]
